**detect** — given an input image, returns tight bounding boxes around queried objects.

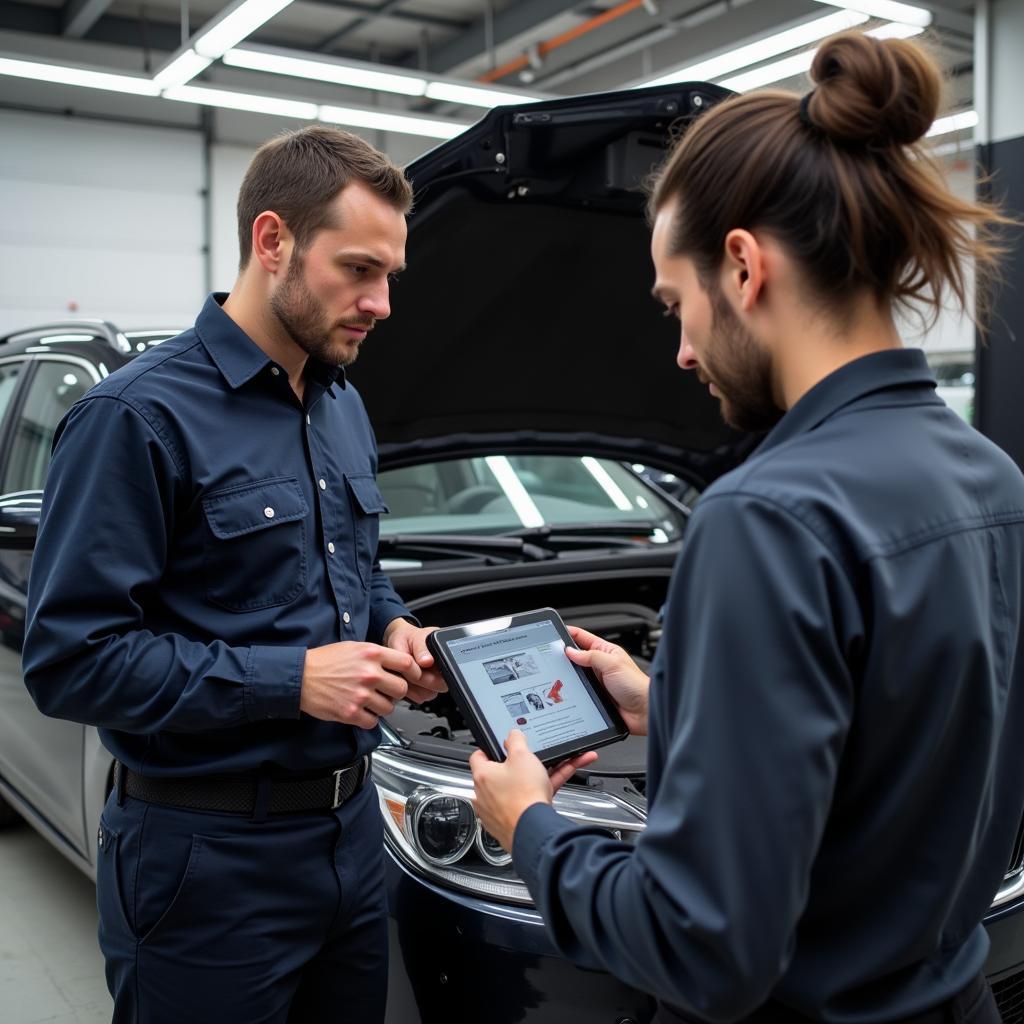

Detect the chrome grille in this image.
[1011,817,1024,876]
[993,968,1024,1024]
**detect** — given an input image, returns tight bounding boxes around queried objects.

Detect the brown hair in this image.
[650,31,1016,329]
[237,124,413,270]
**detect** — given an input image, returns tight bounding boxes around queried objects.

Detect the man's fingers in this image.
[469,749,490,772]
[417,669,448,693]
[566,625,605,650]
[364,691,398,717]
[405,683,440,704]
[343,706,383,730]
[377,644,422,681]
[504,729,529,755]
[413,631,436,667]
[548,751,598,792]
[564,646,592,665]
[371,669,410,702]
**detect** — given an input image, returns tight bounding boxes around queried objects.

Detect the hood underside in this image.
[347,82,753,485]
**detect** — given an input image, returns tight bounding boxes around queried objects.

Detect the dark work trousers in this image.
[95,778,387,1024]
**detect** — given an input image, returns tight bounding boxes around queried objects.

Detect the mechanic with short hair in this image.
[472,31,1024,1024]
[24,125,445,1022]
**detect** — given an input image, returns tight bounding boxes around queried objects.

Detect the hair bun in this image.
[805,31,941,147]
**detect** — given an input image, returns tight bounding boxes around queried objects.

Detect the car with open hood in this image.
[0,82,1021,1024]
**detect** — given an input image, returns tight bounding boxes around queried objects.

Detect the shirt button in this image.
[264,507,275,519]
[328,541,336,554]
[318,478,326,490]
[343,611,351,624]
[270,367,280,377]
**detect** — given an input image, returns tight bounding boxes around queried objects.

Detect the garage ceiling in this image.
[0,0,977,149]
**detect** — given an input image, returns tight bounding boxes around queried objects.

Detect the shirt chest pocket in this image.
[202,477,308,612]
[345,473,389,589]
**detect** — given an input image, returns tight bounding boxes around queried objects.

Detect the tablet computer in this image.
[426,608,629,766]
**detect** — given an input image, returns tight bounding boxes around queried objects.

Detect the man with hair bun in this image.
[472,31,1023,1024]
[24,125,446,1021]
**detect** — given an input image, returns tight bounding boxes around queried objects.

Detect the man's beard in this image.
[700,284,783,433]
[269,253,373,368]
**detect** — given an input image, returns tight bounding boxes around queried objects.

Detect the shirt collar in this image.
[757,347,939,456]
[196,293,347,393]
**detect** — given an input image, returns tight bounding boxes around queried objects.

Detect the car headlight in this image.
[372,744,646,905]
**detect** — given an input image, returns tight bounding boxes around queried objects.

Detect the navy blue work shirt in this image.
[24,293,414,777]
[514,349,1024,1021]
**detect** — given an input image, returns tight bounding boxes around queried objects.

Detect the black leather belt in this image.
[113,756,371,816]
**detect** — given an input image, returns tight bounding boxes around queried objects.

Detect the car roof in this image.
[0,321,181,369]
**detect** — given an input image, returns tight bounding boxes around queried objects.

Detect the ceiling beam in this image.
[419,0,583,74]
[61,0,116,39]
[311,0,467,34]
[319,0,407,51]
[927,3,973,37]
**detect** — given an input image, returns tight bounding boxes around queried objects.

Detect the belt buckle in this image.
[331,756,369,809]
[332,767,347,809]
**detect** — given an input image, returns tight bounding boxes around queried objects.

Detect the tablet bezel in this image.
[426,607,629,766]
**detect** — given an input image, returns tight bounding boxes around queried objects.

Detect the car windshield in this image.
[377,455,686,544]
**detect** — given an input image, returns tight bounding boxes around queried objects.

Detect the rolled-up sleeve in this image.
[513,492,862,1021]
[24,396,305,732]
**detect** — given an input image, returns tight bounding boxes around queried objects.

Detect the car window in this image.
[2,361,93,495]
[0,362,25,434]
[377,454,686,540]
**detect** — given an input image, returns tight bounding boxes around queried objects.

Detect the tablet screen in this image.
[444,617,615,756]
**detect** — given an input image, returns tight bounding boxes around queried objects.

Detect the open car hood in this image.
[346,82,757,486]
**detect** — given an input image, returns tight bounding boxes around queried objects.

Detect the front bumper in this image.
[384,848,656,1024]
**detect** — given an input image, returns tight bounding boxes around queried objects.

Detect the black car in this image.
[1,82,1022,1024]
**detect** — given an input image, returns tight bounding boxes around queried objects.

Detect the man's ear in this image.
[250,211,292,275]
[721,229,766,314]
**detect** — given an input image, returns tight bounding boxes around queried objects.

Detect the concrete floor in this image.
[0,820,112,1023]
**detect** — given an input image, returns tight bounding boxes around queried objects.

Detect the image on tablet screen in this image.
[447,620,612,755]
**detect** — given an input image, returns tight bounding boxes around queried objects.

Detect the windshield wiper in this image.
[505,522,673,547]
[378,533,556,562]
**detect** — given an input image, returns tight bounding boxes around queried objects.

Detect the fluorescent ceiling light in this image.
[194,0,295,59]
[224,48,428,96]
[864,20,928,39]
[719,51,817,91]
[0,55,159,96]
[225,46,545,109]
[927,110,978,138]
[164,83,317,119]
[928,140,975,158]
[320,104,468,139]
[639,11,867,87]
[813,0,932,28]
[152,48,213,90]
[719,21,924,91]
[424,81,543,108]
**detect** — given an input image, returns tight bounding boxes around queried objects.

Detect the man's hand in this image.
[565,625,650,736]
[382,618,448,704]
[300,641,419,729]
[470,731,597,852]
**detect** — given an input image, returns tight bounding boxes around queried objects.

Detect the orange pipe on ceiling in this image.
[477,0,648,84]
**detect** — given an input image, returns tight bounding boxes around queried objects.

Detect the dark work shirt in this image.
[24,293,413,777]
[514,349,1024,1022]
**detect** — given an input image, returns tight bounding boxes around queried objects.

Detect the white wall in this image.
[0,109,206,333]
[0,108,437,334]
[898,157,978,356]
[210,143,256,294]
